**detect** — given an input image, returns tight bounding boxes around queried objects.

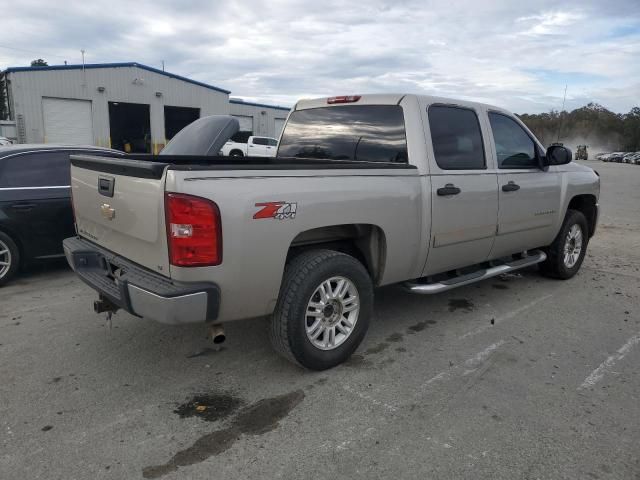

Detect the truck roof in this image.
[295,93,509,115]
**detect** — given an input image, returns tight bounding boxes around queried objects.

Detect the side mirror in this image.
[545,145,572,166]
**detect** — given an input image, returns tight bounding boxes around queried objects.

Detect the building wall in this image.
[6,65,229,152]
[229,100,290,138]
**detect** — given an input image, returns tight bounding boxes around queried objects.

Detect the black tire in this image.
[539,209,589,279]
[0,231,20,286]
[270,249,373,370]
[230,150,244,157]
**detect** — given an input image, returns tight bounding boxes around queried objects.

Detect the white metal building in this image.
[2,62,290,152]
[229,98,290,139]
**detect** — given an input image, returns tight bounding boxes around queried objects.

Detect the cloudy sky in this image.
[2,0,639,113]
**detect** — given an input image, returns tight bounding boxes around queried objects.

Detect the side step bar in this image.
[404,250,547,294]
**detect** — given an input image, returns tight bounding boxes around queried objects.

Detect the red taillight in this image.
[327,95,361,104]
[165,193,222,267]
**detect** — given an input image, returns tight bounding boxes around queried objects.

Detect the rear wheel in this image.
[539,209,588,279]
[270,249,373,370]
[0,232,20,286]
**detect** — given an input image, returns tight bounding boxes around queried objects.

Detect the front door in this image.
[486,112,562,258]
[423,104,498,276]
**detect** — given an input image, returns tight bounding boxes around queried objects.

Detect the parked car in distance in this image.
[64,94,600,370]
[221,135,278,157]
[0,144,123,285]
[0,136,12,146]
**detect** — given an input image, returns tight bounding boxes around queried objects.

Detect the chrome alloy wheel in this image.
[563,224,583,268]
[305,276,360,351]
[0,239,11,280]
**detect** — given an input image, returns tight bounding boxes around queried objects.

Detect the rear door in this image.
[265,138,278,157]
[423,104,498,275]
[487,112,561,257]
[0,150,73,259]
[249,137,270,156]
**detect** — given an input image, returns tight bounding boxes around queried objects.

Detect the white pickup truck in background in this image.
[221,135,278,157]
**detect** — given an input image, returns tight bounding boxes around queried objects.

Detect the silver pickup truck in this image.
[63,93,600,370]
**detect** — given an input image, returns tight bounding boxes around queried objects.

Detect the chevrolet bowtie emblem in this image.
[101,203,116,220]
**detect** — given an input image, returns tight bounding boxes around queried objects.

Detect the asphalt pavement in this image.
[1,161,639,479]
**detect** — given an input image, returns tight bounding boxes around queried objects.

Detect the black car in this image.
[0,145,123,285]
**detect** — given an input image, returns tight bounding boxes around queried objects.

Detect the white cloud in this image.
[517,11,585,36]
[1,0,639,113]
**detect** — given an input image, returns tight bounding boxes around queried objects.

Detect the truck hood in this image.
[161,115,239,156]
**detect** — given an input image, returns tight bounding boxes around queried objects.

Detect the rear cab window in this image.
[277,105,408,163]
[428,105,486,170]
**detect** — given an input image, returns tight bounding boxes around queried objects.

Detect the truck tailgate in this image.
[70,155,171,276]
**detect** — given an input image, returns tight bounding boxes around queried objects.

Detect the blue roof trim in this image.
[230,99,290,111]
[4,62,231,94]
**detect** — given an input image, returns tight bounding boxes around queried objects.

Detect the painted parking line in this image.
[418,339,507,394]
[579,332,640,389]
[459,294,553,340]
[342,384,399,413]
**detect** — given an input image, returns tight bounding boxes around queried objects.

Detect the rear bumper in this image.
[63,237,220,325]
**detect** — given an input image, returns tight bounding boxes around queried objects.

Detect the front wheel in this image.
[270,249,373,370]
[539,209,589,279]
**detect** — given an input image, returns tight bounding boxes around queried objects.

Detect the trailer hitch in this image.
[93,295,119,314]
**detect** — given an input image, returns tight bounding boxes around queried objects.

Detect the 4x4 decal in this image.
[254,202,297,220]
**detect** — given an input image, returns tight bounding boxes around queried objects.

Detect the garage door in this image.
[274,118,286,137]
[232,115,253,133]
[42,98,93,145]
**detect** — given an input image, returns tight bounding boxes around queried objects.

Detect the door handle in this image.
[11,203,36,211]
[502,182,520,192]
[437,184,461,196]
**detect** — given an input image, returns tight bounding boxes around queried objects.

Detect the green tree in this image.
[30,59,48,66]
[622,107,640,151]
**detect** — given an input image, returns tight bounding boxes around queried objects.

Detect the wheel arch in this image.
[567,194,597,237]
[287,224,387,285]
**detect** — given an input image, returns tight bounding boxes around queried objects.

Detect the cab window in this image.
[278,105,408,163]
[428,105,486,170]
[488,113,538,169]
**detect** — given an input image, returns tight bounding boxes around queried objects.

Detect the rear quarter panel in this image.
[166,169,425,322]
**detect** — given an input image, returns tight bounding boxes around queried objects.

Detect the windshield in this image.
[277,105,408,163]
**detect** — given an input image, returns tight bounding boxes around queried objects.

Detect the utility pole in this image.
[81,49,87,87]
[556,85,568,143]
[162,60,165,72]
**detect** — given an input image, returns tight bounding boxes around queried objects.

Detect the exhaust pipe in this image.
[208,324,226,344]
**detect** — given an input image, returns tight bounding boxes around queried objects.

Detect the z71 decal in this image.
[254,202,298,220]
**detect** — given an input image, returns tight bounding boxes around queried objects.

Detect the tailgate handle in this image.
[98,176,115,197]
